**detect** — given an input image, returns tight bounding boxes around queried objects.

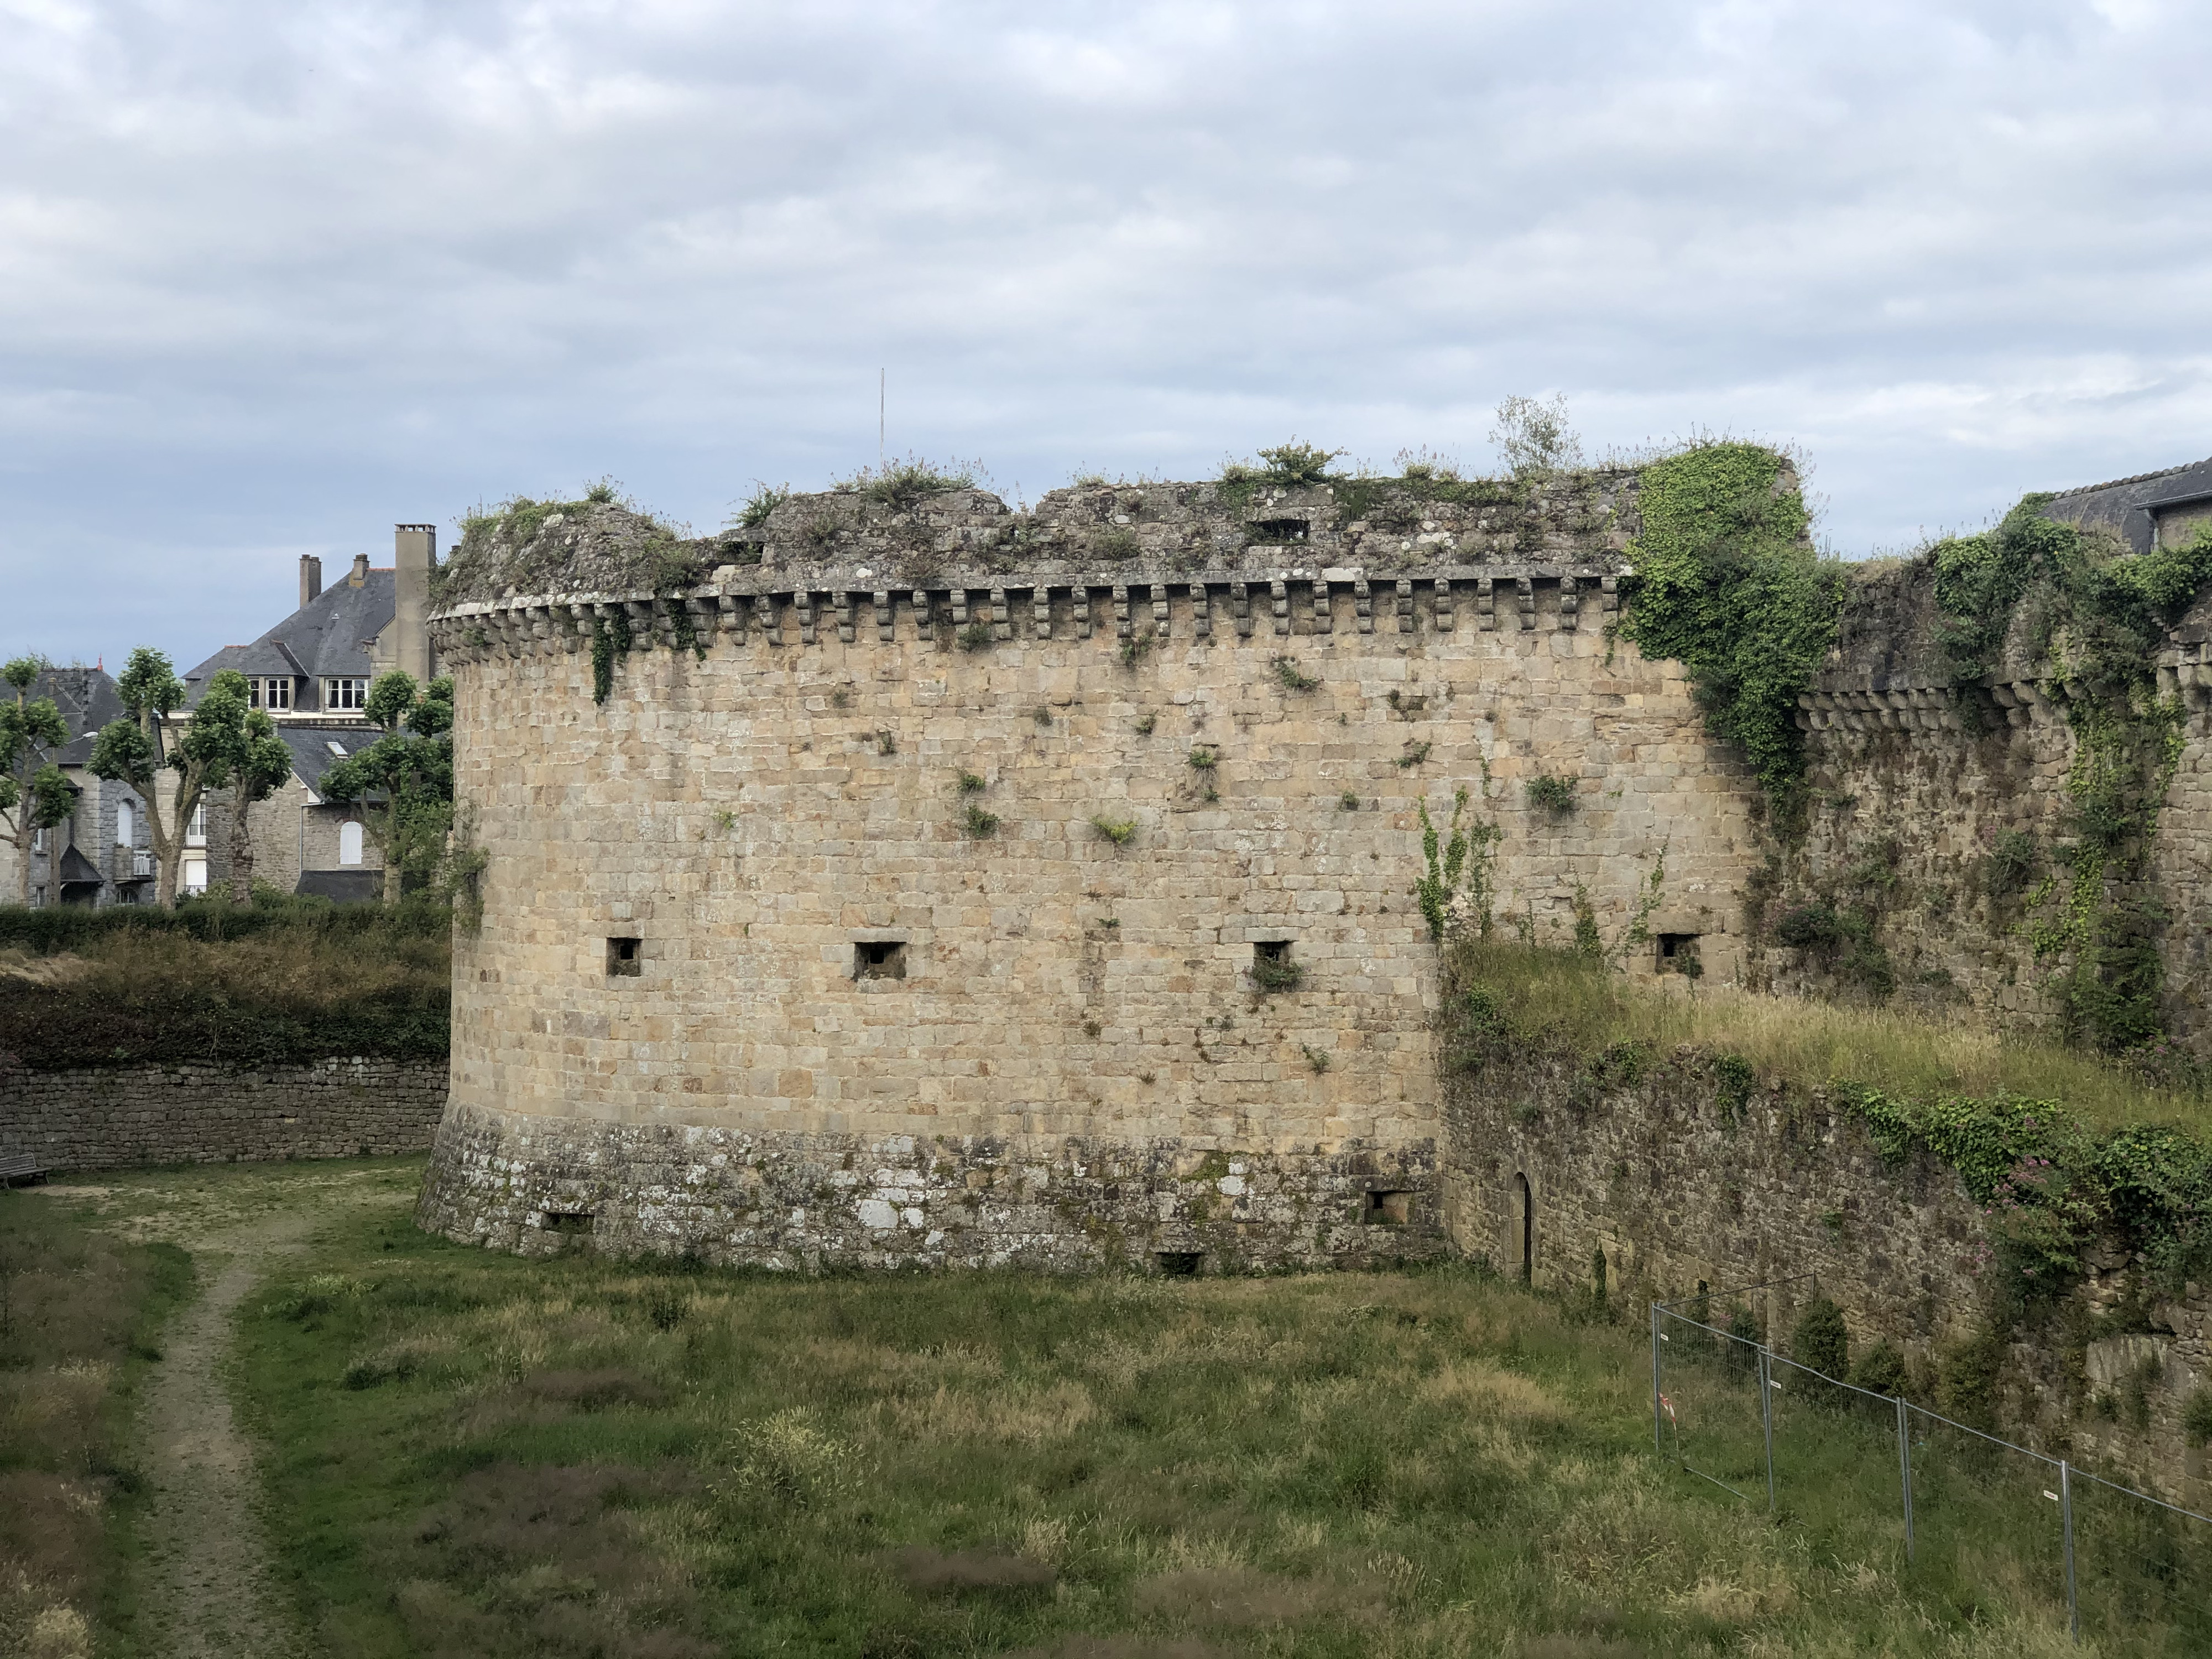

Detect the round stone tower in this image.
[415,468,1759,1269]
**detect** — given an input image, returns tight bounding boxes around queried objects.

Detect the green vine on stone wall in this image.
[1417,787,1502,942]
[1619,443,1840,812]
[1929,504,2212,1052]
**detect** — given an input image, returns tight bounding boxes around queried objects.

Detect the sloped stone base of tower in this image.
[418,1102,1446,1273]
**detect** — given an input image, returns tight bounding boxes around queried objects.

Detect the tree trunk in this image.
[228,788,255,904]
[13,827,27,909]
[383,842,403,905]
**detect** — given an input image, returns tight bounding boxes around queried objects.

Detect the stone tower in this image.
[415,469,1761,1269]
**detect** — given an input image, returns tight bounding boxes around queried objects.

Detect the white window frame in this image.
[265,677,292,711]
[186,801,207,847]
[338,820,364,866]
[182,854,208,896]
[325,677,368,712]
[117,801,135,848]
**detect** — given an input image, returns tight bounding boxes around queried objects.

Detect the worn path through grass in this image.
[28,1160,419,1658]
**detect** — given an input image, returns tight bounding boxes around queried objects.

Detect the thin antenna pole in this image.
[879,369,885,468]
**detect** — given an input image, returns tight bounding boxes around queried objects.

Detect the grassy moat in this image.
[10,1161,2204,1658]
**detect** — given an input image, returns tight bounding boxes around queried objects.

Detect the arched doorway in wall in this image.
[1512,1172,1533,1283]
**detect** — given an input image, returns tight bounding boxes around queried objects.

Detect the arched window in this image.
[117,801,134,847]
[339,821,364,865]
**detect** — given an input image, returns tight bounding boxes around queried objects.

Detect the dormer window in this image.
[325,677,368,712]
[250,677,292,711]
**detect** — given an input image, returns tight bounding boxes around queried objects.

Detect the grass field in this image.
[210,1162,2181,1659]
[0,1177,190,1658]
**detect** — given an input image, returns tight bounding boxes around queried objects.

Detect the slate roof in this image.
[20,665,127,766]
[276,723,374,797]
[182,570,395,700]
[2045,456,2212,555]
[54,845,104,888]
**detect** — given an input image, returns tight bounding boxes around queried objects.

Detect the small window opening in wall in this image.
[1250,939,1302,992]
[1249,518,1310,544]
[606,937,642,977]
[1156,1250,1203,1277]
[1656,933,1703,977]
[541,1210,594,1236]
[1514,1172,1533,1283]
[1364,1189,1413,1227]
[854,940,908,980]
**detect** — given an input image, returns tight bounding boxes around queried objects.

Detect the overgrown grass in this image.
[1448,940,2212,1140]
[0,1188,192,1657]
[222,1185,2179,1658]
[0,896,450,1068]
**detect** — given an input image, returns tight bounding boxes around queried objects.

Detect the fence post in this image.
[1651,1302,1663,1457]
[1759,1345,1776,1512]
[2060,1459,2078,1644]
[1896,1396,1914,1566]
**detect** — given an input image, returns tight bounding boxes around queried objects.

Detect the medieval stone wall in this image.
[1443,1052,2212,1504]
[1767,561,2212,1046]
[0,1056,446,1170]
[418,478,1766,1266]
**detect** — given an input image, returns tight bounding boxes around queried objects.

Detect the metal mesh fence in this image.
[1652,1293,2211,1648]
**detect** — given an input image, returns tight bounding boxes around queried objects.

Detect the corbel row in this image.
[428,572,1621,665]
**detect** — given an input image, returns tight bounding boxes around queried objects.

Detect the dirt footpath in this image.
[36,1164,418,1659]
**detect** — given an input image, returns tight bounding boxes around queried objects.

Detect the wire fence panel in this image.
[1765,1355,1916,1549]
[2072,1469,2212,1650]
[1899,1402,2069,1629]
[1655,1307,1767,1503]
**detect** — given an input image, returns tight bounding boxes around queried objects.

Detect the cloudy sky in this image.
[4,0,2210,671]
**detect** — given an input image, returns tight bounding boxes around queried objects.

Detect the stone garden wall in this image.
[0,1056,447,1170]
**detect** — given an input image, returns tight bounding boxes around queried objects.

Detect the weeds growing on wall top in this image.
[1618,442,1840,811]
[831,456,980,513]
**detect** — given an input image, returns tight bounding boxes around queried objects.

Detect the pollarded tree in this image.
[0,656,74,908]
[320,671,455,904]
[88,647,233,910]
[196,669,296,903]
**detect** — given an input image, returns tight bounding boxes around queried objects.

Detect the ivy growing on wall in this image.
[1928,500,2212,1052]
[1619,443,1841,810]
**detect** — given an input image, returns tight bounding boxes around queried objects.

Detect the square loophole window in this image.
[1364,1189,1413,1227]
[854,940,907,981]
[1155,1250,1203,1277]
[606,937,642,977]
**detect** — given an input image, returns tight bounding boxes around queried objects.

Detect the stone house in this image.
[0,665,155,908]
[180,524,441,901]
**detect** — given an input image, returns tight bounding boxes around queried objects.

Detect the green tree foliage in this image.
[88,647,230,910]
[319,672,456,904]
[1619,444,1840,808]
[0,656,74,908]
[195,669,297,904]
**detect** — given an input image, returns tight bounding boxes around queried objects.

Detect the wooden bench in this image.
[0,1152,48,1189]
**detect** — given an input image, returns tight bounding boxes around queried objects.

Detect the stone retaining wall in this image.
[1444,1051,2212,1505]
[0,1057,448,1170]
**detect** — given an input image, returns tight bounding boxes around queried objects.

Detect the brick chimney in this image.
[393,524,437,682]
[299,554,322,609]
[349,552,369,587]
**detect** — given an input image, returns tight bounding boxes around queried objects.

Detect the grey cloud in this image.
[3,0,2210,666]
